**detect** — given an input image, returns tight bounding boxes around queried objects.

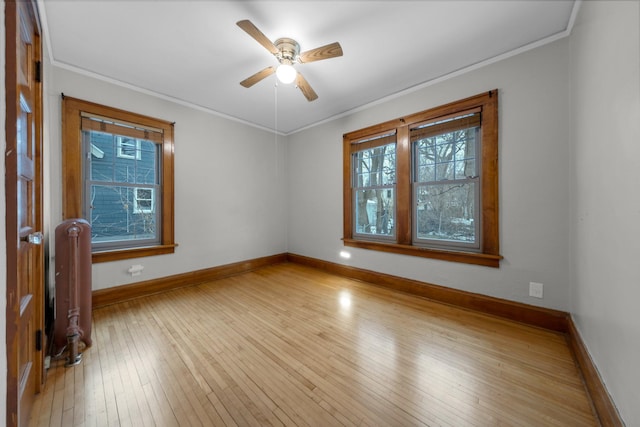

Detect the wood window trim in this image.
[343,90,502,268]
[61,96,176,263]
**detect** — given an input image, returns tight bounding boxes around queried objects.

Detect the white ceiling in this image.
[41,1,577,134]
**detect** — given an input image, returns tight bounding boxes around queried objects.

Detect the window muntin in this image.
[62,96,175,262]
[352,139,396,240]
[342,90,500,267]
[411,113,480,250]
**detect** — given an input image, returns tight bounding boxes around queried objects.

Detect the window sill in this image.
[92,243,178,263]
[343,239,502,268]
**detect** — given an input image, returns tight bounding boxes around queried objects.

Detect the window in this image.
[62,96,176,262]
[86,131,159,249]
[412,112,480,251]
[116,136,142,160]
[133,188,154,214]
[353,134,396,240]
[343,90,501,267]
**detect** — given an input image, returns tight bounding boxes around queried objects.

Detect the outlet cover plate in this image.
[529,282,544,299]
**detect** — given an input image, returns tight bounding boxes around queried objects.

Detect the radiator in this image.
[53,219,92,366]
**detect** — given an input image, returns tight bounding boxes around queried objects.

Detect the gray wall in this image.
[47,68,288,290]
[288,37,572,311]
[569,1,640,424]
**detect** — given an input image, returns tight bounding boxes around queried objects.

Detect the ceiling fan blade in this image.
[295,72,318,102]
[240,66,276,88]
[236,20,279,55]
[298,42,343,64]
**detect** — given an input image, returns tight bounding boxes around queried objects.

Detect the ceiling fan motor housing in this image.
[274,38,300,64]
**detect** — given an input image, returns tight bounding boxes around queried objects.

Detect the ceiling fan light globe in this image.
[276,64,297,84]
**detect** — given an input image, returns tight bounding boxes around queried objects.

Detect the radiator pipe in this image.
[65,223,82,367]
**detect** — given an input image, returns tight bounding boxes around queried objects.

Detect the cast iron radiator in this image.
[53,218,92,366]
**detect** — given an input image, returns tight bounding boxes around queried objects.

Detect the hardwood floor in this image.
[30,263,597,426]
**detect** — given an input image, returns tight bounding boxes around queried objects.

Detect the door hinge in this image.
[35,61,42,83]
[35,329,43,351]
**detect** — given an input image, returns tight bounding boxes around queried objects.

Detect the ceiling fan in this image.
[236,19,343,102]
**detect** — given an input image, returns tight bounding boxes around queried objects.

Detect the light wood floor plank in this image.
[30,263,598,426]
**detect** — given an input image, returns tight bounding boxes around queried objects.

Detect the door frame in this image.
[5,0,45,425]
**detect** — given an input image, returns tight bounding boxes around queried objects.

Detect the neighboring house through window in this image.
[133,188,154,214]
[62,96,176,262]
[343,90,501,267]
[116,136,142,160]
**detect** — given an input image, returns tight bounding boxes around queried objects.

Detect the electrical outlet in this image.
[529,282,544,299]
[128,264,144,277]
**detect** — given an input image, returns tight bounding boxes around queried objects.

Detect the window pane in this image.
[414,128,477,182]
[355,143,396,187]
[437,160,455,181]
[415,182,476,244]
[136,140,158,184]
[354,188,394,237]
[114,160,134,183]
[89,184,157,244]
[417,164,435,182]
[87,131,114,182]
[454,130,476,178]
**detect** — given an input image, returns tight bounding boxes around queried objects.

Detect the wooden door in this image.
[5,1,44,426]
